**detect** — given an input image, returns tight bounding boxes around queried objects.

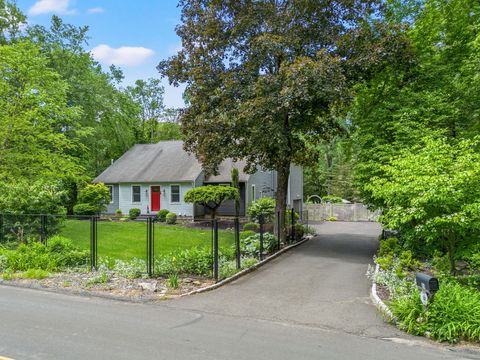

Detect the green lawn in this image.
[60,220,235,261]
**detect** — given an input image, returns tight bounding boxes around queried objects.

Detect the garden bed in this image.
[0,270,214,301]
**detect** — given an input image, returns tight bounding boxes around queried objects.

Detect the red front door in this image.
[151,186,160,211]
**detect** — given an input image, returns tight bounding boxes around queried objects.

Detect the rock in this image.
[138,282,157,292]
[183,278,193,283]
[192,280,202,286]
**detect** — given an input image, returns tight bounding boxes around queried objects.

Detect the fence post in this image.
[213,219,219,282]
[276,211,281,251]
[90,216,98,271]
[234,217,241,269]
[291,208,295,243]
[40,214,47,245]
[146,217,154,277]
[259,214,264,261]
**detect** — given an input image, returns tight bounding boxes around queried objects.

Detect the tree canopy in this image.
[158,0,406,239]
[184,186,239,219]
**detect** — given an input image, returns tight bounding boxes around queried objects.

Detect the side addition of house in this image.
[93,141,303,217]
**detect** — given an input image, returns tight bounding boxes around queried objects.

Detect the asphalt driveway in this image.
[170,221,403,338]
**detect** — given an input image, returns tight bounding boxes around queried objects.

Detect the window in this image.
[132,185,141,203]
[170,185,180,203]
[107,185,114,204]
[251,185,256,201]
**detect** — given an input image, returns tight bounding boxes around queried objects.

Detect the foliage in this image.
[240,230,256,240]
[166,212,177,225]
[158,0,405,242]
[156,209,170,222]
[115,209,123,216]
[0,236,88,272]
[391,281,480,343]
[326,217,337,221]
[367,137,480,273]
[72,204,97,216]
[247,198,276,223]
[74,183,111,215]
[22,269,50,279]
[184,186,238,218]
[378,237,401,258]
[155,247,213,276]
[86,270,110,286]
[241,233,278,257]
[99,258,146,279]
[243,223,259,233]
[167,273,179,289]
[0,41,83,184]
[293,224,305,240]
[129,208,141,220]
[322,195,344,204]
[231,168,240,217]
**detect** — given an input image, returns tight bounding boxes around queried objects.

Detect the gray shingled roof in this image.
[204,158,250,183]
[93,140,251,183]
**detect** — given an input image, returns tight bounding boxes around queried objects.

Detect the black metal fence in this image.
[0,209,309,282]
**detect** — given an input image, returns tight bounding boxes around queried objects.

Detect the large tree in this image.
[158,0,403,239]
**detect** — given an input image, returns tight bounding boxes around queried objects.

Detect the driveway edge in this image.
[181,235,312,297]
[370,263,395,322]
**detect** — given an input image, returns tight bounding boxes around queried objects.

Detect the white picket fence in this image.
[305,203,380,222]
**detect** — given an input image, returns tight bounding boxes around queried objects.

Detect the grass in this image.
[60,220,235,261]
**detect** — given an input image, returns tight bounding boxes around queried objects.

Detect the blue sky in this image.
[16,0,186,108]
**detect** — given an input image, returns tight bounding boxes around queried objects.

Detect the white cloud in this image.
[87,7,104,14]
[91,44,155,67]
[29,0,76,16]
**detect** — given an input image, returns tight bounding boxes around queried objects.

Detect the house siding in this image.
[288,164,303,212]
[117,182,195,216]
[105,184,119,214]
[246,168,276,208]
[204,182,246,217]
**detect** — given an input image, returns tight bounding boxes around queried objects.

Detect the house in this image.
[93,140,303,217]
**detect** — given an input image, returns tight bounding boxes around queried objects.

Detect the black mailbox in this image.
[415,272,439,294]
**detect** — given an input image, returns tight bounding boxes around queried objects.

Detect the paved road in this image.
[0,222,479,360]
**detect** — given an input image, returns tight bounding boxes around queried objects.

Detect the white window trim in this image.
[170,184,181,204]
[107,185,114,204]
[131,185,142,204]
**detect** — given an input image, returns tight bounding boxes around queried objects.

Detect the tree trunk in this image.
[275,160,290,244]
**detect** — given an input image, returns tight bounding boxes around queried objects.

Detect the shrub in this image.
[86,271,110,286]
[294,224,305,240]
[240,230,256,240]
[247,198,276,222]
[1,237,88,272]
[166,212,177,224]
[155,247,212,276]
[243,222,259,232]
[326,216,337,221]
[241,233,278,257]
[75,183,111,215]
[378,237,400,258]
[129,208,141,220]
[156,209,170,222]
[115,209,123,216]
[73,203,97,216]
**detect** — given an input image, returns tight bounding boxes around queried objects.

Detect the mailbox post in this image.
[415,272,439,310]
